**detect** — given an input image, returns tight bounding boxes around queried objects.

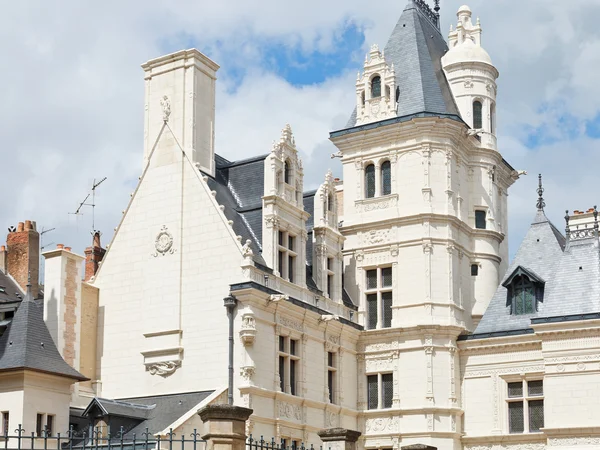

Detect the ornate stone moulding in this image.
[355,194,399,213]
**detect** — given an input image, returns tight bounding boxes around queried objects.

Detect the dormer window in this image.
[503,267,544,315]
[473,100,483,129]
[371,76,381,98]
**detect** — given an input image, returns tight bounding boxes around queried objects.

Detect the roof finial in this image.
[565,209,570,239]
[594,206,598,237]
[536,174,545,211]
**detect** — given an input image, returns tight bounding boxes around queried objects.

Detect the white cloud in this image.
[1,0,599,267]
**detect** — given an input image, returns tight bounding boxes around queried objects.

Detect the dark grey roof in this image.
[345,0,460,129]
[474,209,600,336]
[83,398,155,420]
[0,287,87,380]
[0,271,24,303]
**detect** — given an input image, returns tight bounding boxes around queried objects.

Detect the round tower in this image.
[442,5,499,150]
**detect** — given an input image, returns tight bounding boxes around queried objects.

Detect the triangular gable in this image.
[502,265,545,288]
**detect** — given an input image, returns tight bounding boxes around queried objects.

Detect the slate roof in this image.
[0,271,23,303]
[80,391,213,437]
[0,283,88,380]
[472,208,600,337]
[344,0,461,129]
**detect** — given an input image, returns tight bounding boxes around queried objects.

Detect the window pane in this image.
[328,352,335,367]
[279,231,284,246]
[290,339,296,356]
[371,76,381,98]
[2,412,8,436]
[508,401,524,433]
[365,164,376,198]
[278,251,284,274]
[328,370,334,403]
[475,210,487,229]
[279,356,285,392]
[381,267,392,288]
[288,235,295,251]
[284,161,290,184]
[288,255,295,282]
[382,292,393,328]
[473,101,483,129]
[523,286,536,314]
[508,382,523,398]
[366,270,378,290]
[46,415,53,437]
[367,294,378,330]
[382,373,394,408]
[290,359,297,395]
[514,287,524,315]
[471,264,479,276]
[528,380,544,397]
[327,274,333,298]
[36,414,43,437]
[367,375,378,409]
[529,400,544,432]
[381,161,391,195]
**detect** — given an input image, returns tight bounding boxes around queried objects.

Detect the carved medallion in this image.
[153,225,176,257]
[147,361,181,377]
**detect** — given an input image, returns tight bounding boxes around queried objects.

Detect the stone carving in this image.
[325,411,339,428]
[356,195,398,213]
[241,240,254,258]
[152,225,176,257]
[327,334,340,345]
[465,445,545,450]
[240,313,257,345]
[464,80,474,89]
[366,357,393,372]
[160,95,171,122]
[277,401,302,421]
[365,416,399,433]
[269,294,289,303]
[147,361,181,377]
[465,365,545,378]
[362,229,390,245]
[319,314,340,323]
[265,216,280,229]
[548,437,600,446]
[426,413,434,431]
[240,365,255,382]
[279,316,303,332]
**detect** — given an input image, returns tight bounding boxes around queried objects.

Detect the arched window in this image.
[510,275,536,315]
[381,161,391,195]
[371,76,381,98]
[365,164,376,198]
[473,100,483,129]
[284,160,291,184]
[490,102,496,134]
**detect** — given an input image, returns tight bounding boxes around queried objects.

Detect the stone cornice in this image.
[458,334,541,354]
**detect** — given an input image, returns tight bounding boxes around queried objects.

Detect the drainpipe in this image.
[224,295,238,405]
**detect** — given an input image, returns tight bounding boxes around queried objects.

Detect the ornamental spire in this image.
[536,174,545,211]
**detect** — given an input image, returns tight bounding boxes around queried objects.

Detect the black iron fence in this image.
[1,426,206,450]
[247,436,320,450]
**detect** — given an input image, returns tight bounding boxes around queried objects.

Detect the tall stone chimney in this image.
[84,231,106,281]
[0,245,6,274]
[6,220,40,298]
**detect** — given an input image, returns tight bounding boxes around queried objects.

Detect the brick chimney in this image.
[84,231,106,281]
[6,220,40,298]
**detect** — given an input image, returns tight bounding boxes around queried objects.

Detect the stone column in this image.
[198,405,253,450]
[318,428,361,450]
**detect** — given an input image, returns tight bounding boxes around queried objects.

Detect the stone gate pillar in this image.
[198,405,253,450]
[318,428,361,450]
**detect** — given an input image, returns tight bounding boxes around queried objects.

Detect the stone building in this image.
[1,1,599,450]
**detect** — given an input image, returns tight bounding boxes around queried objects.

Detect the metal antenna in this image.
[69,177,107,233]
[40,226,56,251]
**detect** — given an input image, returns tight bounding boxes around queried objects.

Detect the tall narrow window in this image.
[278,231,297,283]
[365,267,393,329]
[507,380,544,433]
[36,414,44,437]
[511,275,536,315]
[284,160,291,184]
[381,161,391,195]
[327,352,337,404]
[1,411,8,436]
[327,193,333,212]
[361,90,365,106]
[371,76,381,98]
[278,336,300,395]
[367,375,378,409]
[473,100,483,129]
[381,373,394,408]
[365,164,376,198]
[475,210,487,229]
[490,102,496,134]
[46,415,54,437]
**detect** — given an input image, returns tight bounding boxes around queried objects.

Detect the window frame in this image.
[475,209,487,229]
[278,335,300,396]
[278,230,298,283]
[506,379,544,434]
[381,160,392,196]
[327,351,337,404]
[365,164,376,198]
[473,100,483,129]
[366,372,394,410]
[1,411,8,436]
[365,267,393,330]
[371,75,382,98]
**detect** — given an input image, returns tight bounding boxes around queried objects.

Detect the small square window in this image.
[528,380,543,397]
[508,382,523,398]
[471,264,479,276]
[381,267,392,287]
[366,270,377,290]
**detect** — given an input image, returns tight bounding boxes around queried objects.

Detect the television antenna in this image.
[40,226,56,251]
[69,177,107,232]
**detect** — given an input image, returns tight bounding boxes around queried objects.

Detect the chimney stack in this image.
[6,220,40,298]
[84,231,106,281]
[0,245,6,274]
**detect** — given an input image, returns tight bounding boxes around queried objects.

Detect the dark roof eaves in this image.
[217,153,269,169]
[531,312,600,325]
[457,328,535,341]
[0,365,89,382]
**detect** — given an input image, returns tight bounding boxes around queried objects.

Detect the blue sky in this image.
[2,0,600,266]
